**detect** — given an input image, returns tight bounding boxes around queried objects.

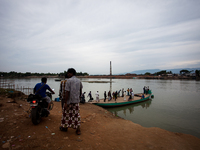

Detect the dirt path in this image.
[0,95,200,150]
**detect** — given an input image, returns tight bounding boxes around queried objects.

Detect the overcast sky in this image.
[0,0,200,75]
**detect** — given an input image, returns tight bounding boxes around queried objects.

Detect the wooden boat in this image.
[55,79,62,81]
[89,90,153,108]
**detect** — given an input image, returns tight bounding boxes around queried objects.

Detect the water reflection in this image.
[106,100,152,117]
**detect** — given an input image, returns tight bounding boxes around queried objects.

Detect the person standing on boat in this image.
[108,91,111,101]
[143,86,146,94]
[104,91,107,102]
[130,88,133,95]
[146,86,149,94]
[96,91,99,102]
[127,88,130,96]
[112,92,115,99]
[131,91,134,100]
[60,68,83,135]
[118,89,121,97]
[128,92,132,101]
[114,91,118,102]
[124,91,126,101]
[59,74,68,109]
[87,91,93,101]
[122,88,124,97]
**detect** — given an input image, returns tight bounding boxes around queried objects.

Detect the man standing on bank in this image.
[60,68,83,135]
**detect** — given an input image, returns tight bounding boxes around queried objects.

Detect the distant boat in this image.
[55,79,62,81]
[89,90,153,108]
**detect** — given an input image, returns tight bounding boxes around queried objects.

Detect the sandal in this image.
[60,126,68,132]
[76,128,81,135]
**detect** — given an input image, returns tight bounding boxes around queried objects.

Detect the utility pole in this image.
[110,61,112,76]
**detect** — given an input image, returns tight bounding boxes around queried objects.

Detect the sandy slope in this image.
[0,95,200,150]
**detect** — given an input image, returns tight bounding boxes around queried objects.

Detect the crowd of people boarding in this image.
[83,86,150,103]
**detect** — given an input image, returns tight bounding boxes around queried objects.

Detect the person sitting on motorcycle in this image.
[34,77,55,112]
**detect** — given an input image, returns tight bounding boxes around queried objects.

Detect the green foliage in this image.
[195,70,200,77]
[180,70,193,75]
[167,71,172,74]
[154,70,167,76]
[58,71,68,77]
[0,71,58,77]
[145,72,151,75]
[59,71,89,76]
[180,70,189,74]
[76,72,89,76]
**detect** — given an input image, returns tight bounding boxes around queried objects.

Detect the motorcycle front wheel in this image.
[31,107,41,125]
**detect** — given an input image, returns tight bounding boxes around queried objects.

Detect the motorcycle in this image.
[27,92,54,125]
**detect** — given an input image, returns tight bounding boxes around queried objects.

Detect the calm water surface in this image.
[8,78,200,139]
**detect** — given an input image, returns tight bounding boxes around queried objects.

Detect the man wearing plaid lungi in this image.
[60,68,83,135]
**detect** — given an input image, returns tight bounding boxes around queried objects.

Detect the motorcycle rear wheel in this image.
[31,107,41,125]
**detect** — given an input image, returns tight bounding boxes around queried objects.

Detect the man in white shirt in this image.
[124,91,126,101]
[96,91,99,102]
[131,91,134,100]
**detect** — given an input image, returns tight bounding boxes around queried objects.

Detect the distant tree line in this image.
[0,71,89,78]
[153,70,172,76]
[145,69,200,76]
[58,71,89,77]
[143,70,172,76]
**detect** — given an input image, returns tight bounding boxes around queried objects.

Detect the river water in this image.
[6,78,200,139]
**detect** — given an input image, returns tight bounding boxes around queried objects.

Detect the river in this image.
[5,77,200,139]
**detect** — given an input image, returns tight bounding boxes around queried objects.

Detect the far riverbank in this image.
[3,75,198,80]
[79,75,199,80]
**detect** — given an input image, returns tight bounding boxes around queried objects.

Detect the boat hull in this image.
[93,95,151,108]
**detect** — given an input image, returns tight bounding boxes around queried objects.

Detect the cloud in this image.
[0,0,200,74]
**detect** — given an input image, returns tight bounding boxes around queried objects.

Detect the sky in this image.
[0,0,200,75]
